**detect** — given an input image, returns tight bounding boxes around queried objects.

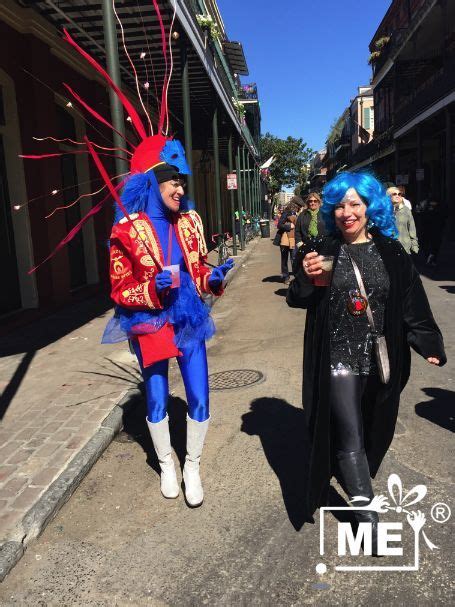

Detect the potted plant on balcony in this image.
[196,14,221,46]
[368,35,391,65]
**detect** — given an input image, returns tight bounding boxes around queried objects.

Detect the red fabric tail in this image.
[63,29,147,141]
[28,180,126,274]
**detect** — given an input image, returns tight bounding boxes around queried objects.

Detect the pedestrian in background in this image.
[287,170,445,554]
[387,187,419,255]
[273,199,301,283]
[295,192,327,250]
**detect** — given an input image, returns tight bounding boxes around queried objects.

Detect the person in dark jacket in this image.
[287,171,446,553]
[294,192,327,249]
[273,199,303,282]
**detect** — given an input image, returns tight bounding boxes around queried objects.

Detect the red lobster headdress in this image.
[20,1,190,272]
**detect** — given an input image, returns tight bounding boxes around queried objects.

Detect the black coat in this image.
[286,231,446,518]
[295,210,327,246]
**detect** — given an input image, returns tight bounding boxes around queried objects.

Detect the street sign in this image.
[227,173,237,190]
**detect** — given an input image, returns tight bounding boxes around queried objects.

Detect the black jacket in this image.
[286,231,446,519]
[294,210,327,246]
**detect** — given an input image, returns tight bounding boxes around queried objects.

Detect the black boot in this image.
[336,450,379,556]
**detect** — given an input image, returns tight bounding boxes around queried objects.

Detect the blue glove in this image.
[155,270,172,293]
[208,258,235,289]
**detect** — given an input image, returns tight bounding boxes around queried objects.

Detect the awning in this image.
[222,41,249,75]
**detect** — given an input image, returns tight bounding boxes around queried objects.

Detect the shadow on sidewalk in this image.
[415,240,455,282]
[0,295,112,420]
[241,397,311,531]
[262,275,285,283]
[415,387,455,433]
[120,391,189,476]
[274,288,288,297]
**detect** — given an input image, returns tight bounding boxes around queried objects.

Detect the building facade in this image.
[350,0,454,229]
[0,0,261,325]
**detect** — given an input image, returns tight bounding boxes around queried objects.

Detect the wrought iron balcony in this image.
[371,0,437,77]
[237,83,258,101]
[183,0,258,154]
[394,58,455,129]
[349,128,394,166]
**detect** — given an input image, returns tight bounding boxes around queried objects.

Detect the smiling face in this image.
[159,178,185,213]
[306,193,321,211]
[334,187,368,242]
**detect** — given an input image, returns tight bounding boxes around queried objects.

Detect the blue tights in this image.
[133,340,209,423]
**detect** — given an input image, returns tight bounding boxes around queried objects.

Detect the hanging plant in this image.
[375,35,391,50]
[232,97,246,122]
[368,51,381,65]
[196,14,221,41]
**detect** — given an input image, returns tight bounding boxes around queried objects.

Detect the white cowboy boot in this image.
[183,415,210,507]
[146,415,179,499]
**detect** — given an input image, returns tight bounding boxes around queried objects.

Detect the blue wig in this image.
[321,171,397,238]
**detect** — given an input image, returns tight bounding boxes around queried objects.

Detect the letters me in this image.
[338,522,404,556]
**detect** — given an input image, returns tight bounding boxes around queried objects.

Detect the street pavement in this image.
[0,233,454,605]
[0,243,248,580]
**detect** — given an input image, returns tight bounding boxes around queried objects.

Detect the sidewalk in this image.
[0,236,259,580]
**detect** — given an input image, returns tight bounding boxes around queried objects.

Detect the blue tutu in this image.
[102,269,215,352]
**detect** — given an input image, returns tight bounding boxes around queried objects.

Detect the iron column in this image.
[181,40,195,201]
[228,134,237,255]
[102,0,128,176]
[236,144,245,250]
[212,107,223,243]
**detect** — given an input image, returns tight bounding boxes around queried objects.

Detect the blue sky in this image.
[217,0,391,153]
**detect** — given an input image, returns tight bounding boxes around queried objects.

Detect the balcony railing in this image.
[371,29,408,76]
[349,128,394,166]
[238,83,258,101]
[183,0,258,154]
[394,58,455,129]
[371,0,437,77]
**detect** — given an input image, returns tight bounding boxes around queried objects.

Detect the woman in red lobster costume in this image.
[103,135,233,507]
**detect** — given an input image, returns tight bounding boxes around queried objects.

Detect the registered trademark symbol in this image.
[431,502,451,523]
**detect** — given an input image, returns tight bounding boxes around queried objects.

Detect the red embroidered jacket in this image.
[109,210,219,310]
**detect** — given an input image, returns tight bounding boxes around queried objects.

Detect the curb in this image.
[0,237,262,582]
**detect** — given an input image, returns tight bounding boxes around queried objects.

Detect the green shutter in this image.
[363,107,370,128]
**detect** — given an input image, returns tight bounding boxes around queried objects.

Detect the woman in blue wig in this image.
[103,135,233,507]
[287,170,445,554]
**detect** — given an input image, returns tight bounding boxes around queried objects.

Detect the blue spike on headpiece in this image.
[160,140,191,175]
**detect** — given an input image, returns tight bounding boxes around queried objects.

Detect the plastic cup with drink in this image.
[162,264,180,288]
[313,255,334,287]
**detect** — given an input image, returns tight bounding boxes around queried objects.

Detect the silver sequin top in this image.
[329,240,390,375]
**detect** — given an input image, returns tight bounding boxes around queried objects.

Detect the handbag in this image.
[345,247,390,384]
